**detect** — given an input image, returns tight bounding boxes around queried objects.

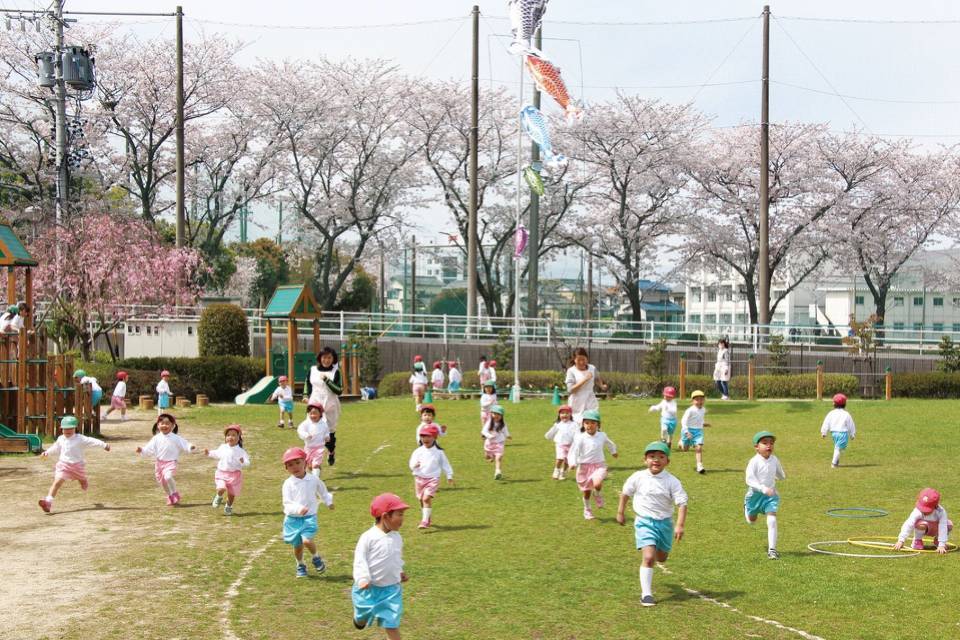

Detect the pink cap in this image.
[413,355,423,362]
[433,360,442,368]
[663,386,677,399]
[282,447,307,464]
[916,488,941,514]
[160,370,170,377]
[277,375,288,383]
[306,403,324,414]
[447,361,457,367]
[418,424,440,438]
[370,493,410,518]
[832,393,847,406]
[489,360,497,367]
[557,404,573,415]
[224,424,242,436]
[116,371,128,380]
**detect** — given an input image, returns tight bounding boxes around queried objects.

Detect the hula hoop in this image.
[847,536,958,554]
[825,507,888,518]
[807,540,919,558]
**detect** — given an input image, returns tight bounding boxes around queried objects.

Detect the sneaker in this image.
[594,493,605,509]
[38,498,51,513]
[767,548,780,559]
[212,495,223,508]
[641,595,656,607]
[831,463,840,468]
[583,507,595,520]
[353,618,367,630]
[171,492,181,505]
[911,539,925,550]
[494,471,502,480]
[166,494,175,506]
[721,395,729,401]
[697,466,706,475]
[327,454,335,467]
[558,473,566,480]
[277,423,284,429]
[296,564,308,578]
[311,555,326,574]
[552,468,560,479]
[418,520,430,529]
[224,505,233,516]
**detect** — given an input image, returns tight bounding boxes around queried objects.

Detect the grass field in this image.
[2,397,958,640]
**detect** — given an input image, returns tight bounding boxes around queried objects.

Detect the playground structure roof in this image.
[263,285,322,319]
[0,221,38,267]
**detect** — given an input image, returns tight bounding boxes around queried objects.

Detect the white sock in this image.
[422,507,432,521]
[639,566,654,597]
[583,497,590,509]
[832,448,841,465]
[166,478,177,495]
[46,495,54,502]
[767,515,778,550]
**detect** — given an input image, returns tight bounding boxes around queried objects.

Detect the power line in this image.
[484,14,759,26]
[779,15,960,25]
[772,80,960,106]
[481,78,757,91]
[191,15,468,31]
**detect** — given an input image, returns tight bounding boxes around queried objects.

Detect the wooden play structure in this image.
[0,220,97,452]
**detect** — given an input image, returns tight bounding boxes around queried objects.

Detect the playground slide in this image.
[234,376,279,405]
[0,423,42,453]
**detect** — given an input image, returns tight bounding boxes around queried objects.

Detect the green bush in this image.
[198,304,250,357]
[110,356,265,402]
[891,372,960,398]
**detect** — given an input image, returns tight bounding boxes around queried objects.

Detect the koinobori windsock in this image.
[522,165,544,196]
[514,224,530,257]
[525,54,584,123]
[508,0,548,56]
[519,105,567,171]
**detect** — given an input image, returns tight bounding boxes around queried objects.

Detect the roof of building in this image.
[637,279,670,292]
[0,221,37,266]
[640,301,685,313]
[264,285,322,319]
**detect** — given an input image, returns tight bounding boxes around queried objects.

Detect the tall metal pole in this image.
[53,1,67,223]
[466,5,480,332]
[175,5,185,248]
[277,202,283,246]
[758,5,770,328]
[379,248,386,314]
[526,26,542,318]
[512,57,524,403]
[410,235,417,316]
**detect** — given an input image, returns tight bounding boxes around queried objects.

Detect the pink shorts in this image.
[55,461,88,490]
[554,443,572,461]
[110,395,126,410]
[215,470,243,496]
[305,446,326,469]
[575,462,608,492]
[412,384,427,397]
[484,439,504,457]
[915,518,954,535]
[415,476,440,501]
[432,381,443,390]
[154,459,178,483]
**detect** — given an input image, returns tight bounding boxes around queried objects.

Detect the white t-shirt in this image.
[140,432,193,461]
[45,433,107,464]
[565,364,599,418]
[744,453,786,494]
[621,469,688,520]
[649,399,677,420]
[156,380,172,396]
[111,381,127,398]
[269,385,294,403]
[481,421,511,444]
[298,417,330,450]
[448,368,462,384]
[282,473,333,516]
[409,371,428,386]
[567,431,617,466]
[431,369,444,385]
[353,525,404,588]
[681,406,706,431]
[409,445,454,480]
[80,376,101,393]
[544,420,579,446]
[897,506,950,543]
[207,443,251,472]
[821,408,856,437]
[479,393,497,413]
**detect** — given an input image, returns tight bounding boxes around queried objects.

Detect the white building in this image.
[124,319,199,357]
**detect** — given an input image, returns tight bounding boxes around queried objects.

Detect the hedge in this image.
[891,372,960,398]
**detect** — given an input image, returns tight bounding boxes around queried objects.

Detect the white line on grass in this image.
[657,564,824,640]
[219,440,392,640]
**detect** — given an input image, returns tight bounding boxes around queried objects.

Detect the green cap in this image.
[581,409,601,423]
[6,305,17,315]
[644,441,671,457]
[60,416,78,429]
[753,430,776,445]
[72,369,86,378]
[490,404,505,416]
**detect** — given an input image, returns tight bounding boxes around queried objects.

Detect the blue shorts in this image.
[448,381,461,392]
[831,432,849,450]
[681,428,703,447]
[91,389,103,406]
[744,488,780,517]
[352,583,403,629]
[634,516,674,553]
[283,514,318,545]
[158,393,171,409]
[279,399,294,413]
[660,417,677,436]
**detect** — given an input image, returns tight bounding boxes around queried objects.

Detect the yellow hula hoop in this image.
[847,536,958,554]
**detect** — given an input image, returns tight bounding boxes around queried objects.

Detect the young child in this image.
[136,413,196,505]
[353,493,410,637]
[487,359,498,384]
[893,488,952,554]
[204,424,251,516]
[430,361,444,391]
[479,382,497,428]
[102,371,128,421]
[820,393,855,468]
[648,386,678,449]
[269,375,295,429]
[744,431,786,559]
[297,403,331,478]
[567,408,618,519]
[281,447,334,578]
[73,369,103,413]
[478,355,491,386]
[616,441,688,607]
[414,404,447,444]
[447,361,462,396]
[544,404,578,480]
[156,370,173,415]
[680,390,710,474]
[410,424,454,529]
[38,416,110,513]
[409,356,428,413]
[481,405,511,480]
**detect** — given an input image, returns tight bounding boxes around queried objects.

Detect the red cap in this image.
[116,371,127,380]
[419,404,436,414]
[413,355,423,362]
[489,360,497,367]
[277,375,288,383]
[447,361,457,367]
[160,370,170,377]
[832,393,847,407]
[558,404,573,415]
[433,360,442,368]
[306,403,324,414]
[663,386,676,399]
[224,424,242,436]
[370,493,409,518]
[916,488,941,514]
[418,424,440,438]
[282,447,306,464]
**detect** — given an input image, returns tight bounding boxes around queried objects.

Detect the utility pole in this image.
[53,1,67,223]
[379,248,386,314]
[466,5,480,331]
[277,202,282,246]
[526,26,542,319]
[410,235,417,316]
[758,5,771,328]
[175,5,185,248]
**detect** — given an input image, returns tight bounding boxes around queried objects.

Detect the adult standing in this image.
[713,338,731,400]
[308,346,343,466]
[565,347,606,424]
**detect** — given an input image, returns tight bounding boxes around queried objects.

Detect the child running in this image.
[156,370,173,415]
[567,409,618,520]
[820,393,855,468]
[680,390,710,474]
[281,447,334,577]
[744,431,786,559]
[447,361,462,396]
[38,416,110,513]
[414,404,447,443]
[479,382,497,428]
[102,371,128,421]
[136,413,196,505]
[648,386,678,449]
[430,361,444,391]
[352,493,410,638]
[204,424,251,516]
[544,404,578,480]
[893,488,953,554]
[481,405,511,480]
[73,369,103,415]
[617,441,688,607]
[409,356,428,413]
[478,355,491,386]
[269,375,295,429]
[409,424,454,529]
[487,359,498,385]
[297,403,331,478]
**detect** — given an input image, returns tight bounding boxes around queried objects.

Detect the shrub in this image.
[198,304,250,357]
[766,335,789,375]
[110,356,264,402]
[644,338,668,388]
[937,336,960,373]
[891,372,960,398]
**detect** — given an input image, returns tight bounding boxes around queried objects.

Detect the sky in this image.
[29,0,960,282]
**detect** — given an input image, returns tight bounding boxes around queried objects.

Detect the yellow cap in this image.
[690,390,705,399]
